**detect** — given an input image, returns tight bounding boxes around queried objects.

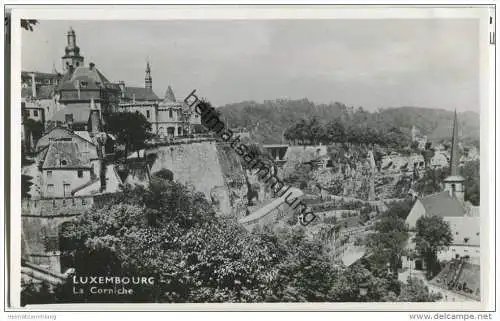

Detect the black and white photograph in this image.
[3,3,496,317]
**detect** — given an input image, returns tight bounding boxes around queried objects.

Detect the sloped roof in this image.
[123,86,159,101]
[51,104,91,124]
[36,126,96,152]
[420,191,467,218]
[57,66,112,91]
[73,131,93,144]
[42,140,91,169]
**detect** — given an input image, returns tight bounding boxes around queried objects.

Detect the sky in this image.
[21,19,480,112]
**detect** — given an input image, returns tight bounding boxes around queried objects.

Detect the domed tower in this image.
[61,27,84,72]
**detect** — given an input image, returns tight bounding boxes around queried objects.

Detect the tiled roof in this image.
[51,104,91,124]
[123,86,159,101]
[420,191,467,218]
[42,140,91,169]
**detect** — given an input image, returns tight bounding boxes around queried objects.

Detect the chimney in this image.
[31,73,37,98]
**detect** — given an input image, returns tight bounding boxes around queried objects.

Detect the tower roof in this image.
[164,85,176,102]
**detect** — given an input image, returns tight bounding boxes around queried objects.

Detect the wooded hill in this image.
[217,99,479,146]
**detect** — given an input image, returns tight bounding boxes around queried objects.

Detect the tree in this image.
[462,160,480,206]
[328,262,393,302]
[414,167,449,196]
[21,19,38,31]
[23,119,44,152]
[413,216,453,278]
[21,175,33,199]
[151,168,174,181]
[365,203,409,274]
[397,277,442,302]
[105,112,152,162]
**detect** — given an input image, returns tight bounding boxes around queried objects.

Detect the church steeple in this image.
[443,110,465,201]
[449,110,460,176]
[145,60,152,91]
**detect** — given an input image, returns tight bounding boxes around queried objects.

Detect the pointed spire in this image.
[449,110,459,176]
[164,85,176,102]
[145,59,152,91]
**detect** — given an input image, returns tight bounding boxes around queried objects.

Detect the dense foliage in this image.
[218,99,479,145]
[284,117,409,148]
[365,202,411,274]
[397,277,443,302]
[23,119,44,152]
[21,172,443,304]
[462,160,480,206]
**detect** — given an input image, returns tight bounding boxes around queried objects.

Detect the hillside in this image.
[217,100,480,145]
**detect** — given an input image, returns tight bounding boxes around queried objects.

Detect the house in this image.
[430,150,450,168]
[39,139,94,198]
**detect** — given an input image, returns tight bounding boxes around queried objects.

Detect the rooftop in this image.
[42,140,92,169]
[122,86,159,102]
[420,191,467,218]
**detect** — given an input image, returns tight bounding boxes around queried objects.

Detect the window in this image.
[65,114,74,123]
[47,184,54,196]
[80,81,88,88]
[33,110,38,117]
[82,198,87,205]
[47,171,52,179]
[61,160,68,166]
[95,82,101,86]
[169,109,173,118]
[77,170,83,178]
[63,184,70,197]
[146,110,150,118]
